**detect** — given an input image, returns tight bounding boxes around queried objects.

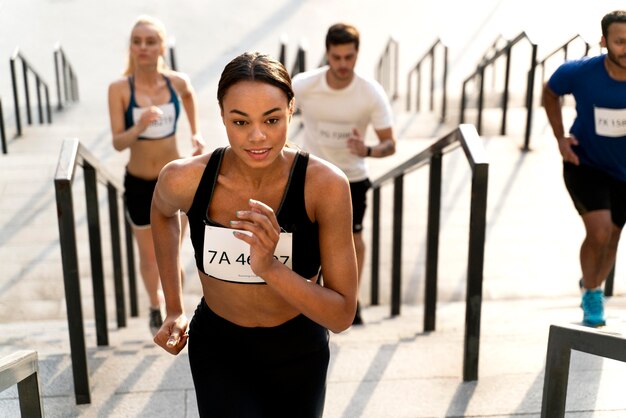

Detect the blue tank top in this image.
[186,147,321,284]
[124,75,181,140]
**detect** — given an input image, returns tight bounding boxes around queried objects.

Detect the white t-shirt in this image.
[292,66,393,182]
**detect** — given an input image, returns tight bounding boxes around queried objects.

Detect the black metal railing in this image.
[54,138,138,404]
[53,43,79,110]
[460,32,537,150]
[167,39,177,71]
[278,34,288,66]
[537,34,591,86]
[406,38,449,122]
[370,124,488,381]
[290,42,307,78]
[376,36,399,101]
[0,350,44,417]
[10,47,52,137]
[541,324,626,417]
[0,97,6,154]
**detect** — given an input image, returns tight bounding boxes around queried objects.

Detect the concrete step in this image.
[1,296,626,417]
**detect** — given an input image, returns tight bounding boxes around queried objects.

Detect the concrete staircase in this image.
[3,1,626,416]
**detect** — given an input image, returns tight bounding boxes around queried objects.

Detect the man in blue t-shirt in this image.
[543,10,626,327]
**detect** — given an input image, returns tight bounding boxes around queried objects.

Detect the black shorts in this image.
[563,162,626,228]
[350,178,371,233]
[187,299,329,418]
[124,170,158,228]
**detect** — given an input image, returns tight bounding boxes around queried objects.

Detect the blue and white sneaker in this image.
[581,289,606,327]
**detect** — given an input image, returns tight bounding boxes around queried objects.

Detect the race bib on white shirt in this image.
[316,122,353,148]
[594,107,626,138]
[202,225,293,284]
[133,102,176,139]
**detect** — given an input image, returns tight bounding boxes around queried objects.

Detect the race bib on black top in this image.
[202,225,293,284]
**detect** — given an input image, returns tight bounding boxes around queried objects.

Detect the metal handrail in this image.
[0,97,6,154]
[167,38,177,71]
[53,43,80,110]
[376,36,399,101]
[541,324,626,417]
[537,34,591,86]
[370,124,488,381]
[405,38,449,122]
[290,42,307,78]
[0,350,44,417]
[460,32,538,150]
[278,34,288,66]
[10,47,52,137]
[54,138,138,404]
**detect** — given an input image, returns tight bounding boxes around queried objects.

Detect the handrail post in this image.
[604,264,615,296]
[0,351,45,417]
[279,39,287,65]
[541,324,626,417]
[72,68,79,101]
[463,161,488,381]
[370,187,381,305]
[45,85,52,123]
[54,174,91,404]
[541,326,572,417]
[429,49,435,111]
[36,77,43,124]
[297,45,306,74]
[523,43,538,151]
[0,98,7,154]
[17,373,43,417]
[62,51,69,102]
[501,46,512,135]
[22,59,32,125]
[393,39,399,100]
[390,175,404,316]
[10,57,22,137]
[108,183,127,328]
[441,46,448,122]
[54,48,63,110]
[416,63,422,112]
[476,68,485,134]
[83,162,109,346]
[406,70,413,111]
[460,81,467,124]
[168,44,177,71]
[424,153,442,331]
[124,211,139,317]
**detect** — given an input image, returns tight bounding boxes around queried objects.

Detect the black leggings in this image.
[187,298,330,418]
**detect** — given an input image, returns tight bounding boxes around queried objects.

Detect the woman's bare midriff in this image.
[126,135,181,179]
[199,271,318,327]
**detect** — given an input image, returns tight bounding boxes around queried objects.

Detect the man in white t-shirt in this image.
[292,23,396,325]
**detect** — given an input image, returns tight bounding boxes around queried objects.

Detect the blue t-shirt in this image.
[548,54,626,181]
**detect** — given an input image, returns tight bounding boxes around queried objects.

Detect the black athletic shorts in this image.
[350,178,371,233]
[563,162,626,228]
[187,298,330,418]
[124,170,158,228]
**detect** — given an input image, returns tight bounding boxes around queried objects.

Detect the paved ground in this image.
[2,0,626,417]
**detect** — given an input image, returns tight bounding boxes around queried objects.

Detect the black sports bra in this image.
[186,147,321,284]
